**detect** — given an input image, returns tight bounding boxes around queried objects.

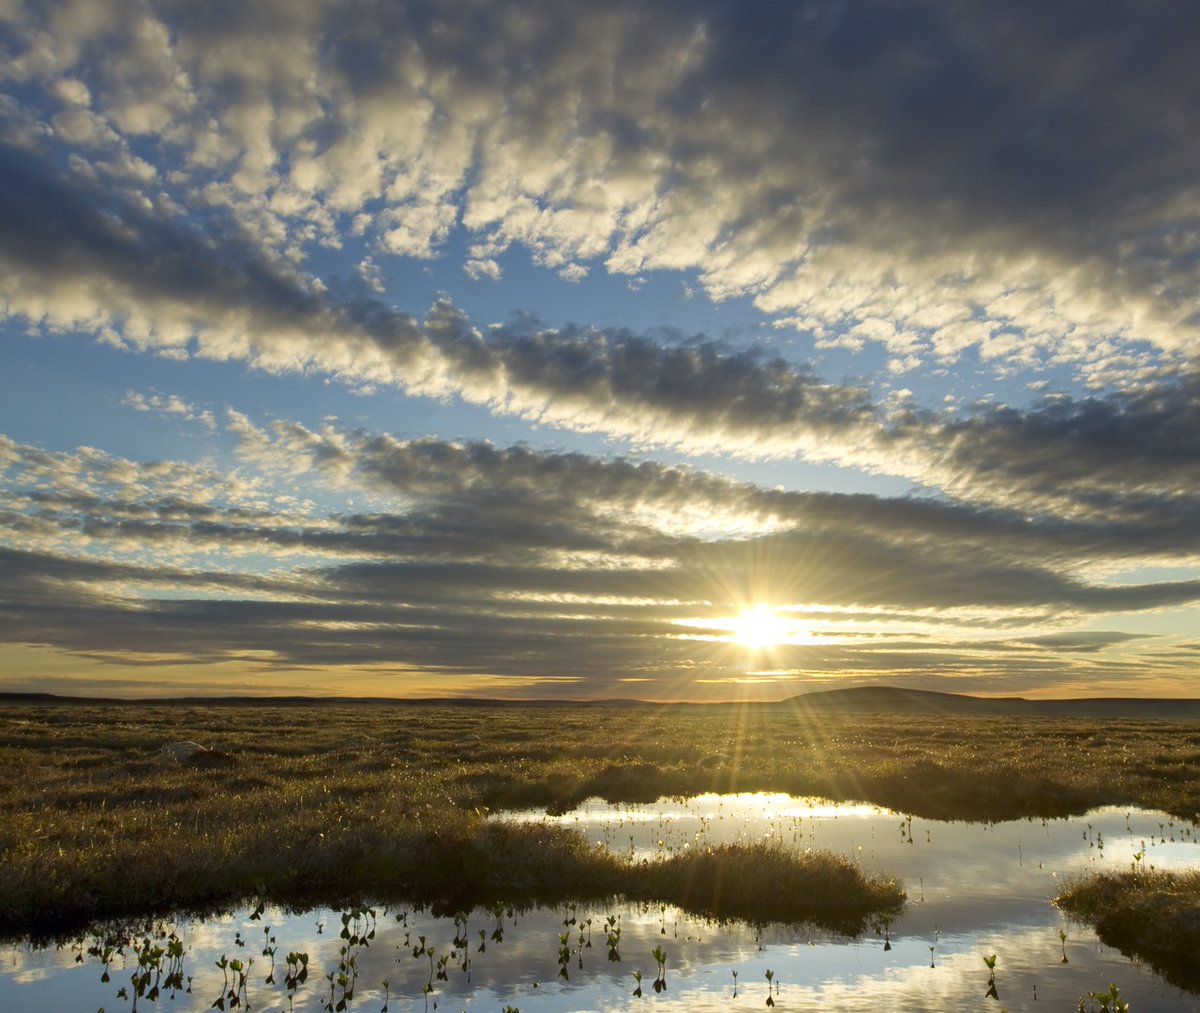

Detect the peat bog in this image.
[1,698,1199,1000]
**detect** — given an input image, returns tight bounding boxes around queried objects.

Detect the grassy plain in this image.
[1,700,1198,944]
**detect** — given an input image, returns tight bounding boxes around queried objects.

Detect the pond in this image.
[4,794,1199,1012]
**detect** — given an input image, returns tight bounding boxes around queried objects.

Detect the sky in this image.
[1,0,1199,701]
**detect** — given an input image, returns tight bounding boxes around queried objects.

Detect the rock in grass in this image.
[161,741,208,760]
[161,741,236,768]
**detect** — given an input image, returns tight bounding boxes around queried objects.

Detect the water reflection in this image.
[3,796,1198,1012]
[512,794,1199,936]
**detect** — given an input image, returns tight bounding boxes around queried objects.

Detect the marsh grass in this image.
[636,843,901,933]
[1056,869,1200,992]
[1,701,1197,939]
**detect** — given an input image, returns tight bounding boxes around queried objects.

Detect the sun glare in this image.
[729,605,790,649]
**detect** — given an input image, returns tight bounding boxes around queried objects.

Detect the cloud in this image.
[881,368,1200,527]
[0,134,876,460]
[4,142,1200,528]
[3,421,1198,694]
[3,1,1200,511]
[123,390,216,429]
[2,2,1199,695]
[1008,631,1153,653]
[3,0,1198,378]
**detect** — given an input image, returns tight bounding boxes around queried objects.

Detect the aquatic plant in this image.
[1084,983,1130,1013]
[261,925,278,983]
[82,933,121,983]
[284,950,309,988]
[605,913,622,961]
[983,953,998,1000]
[283,950,309,1012]
[107,931,189,1010]
[324,944,357,1012]
[651,944,667,993]
[490,901,509,943]
[341,905,377,946]
[211,952,252,1010]
[557,929,572,980]
[874,913,894,951]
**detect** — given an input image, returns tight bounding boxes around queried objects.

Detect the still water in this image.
[3,794,1198,1012]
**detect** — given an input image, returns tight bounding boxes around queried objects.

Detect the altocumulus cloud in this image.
[4,126,1199,516]
[4,0,1200,364]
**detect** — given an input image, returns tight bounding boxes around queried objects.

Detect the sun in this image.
[728,605,790,649]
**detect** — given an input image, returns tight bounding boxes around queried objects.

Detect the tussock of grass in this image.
[636,843,903,932]
[1056,869,1200,992]
[411,826,903,933]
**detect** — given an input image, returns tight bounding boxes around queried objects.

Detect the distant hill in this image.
[781,685,1200,720]
[0,691,645,708]
[2,685,1200,719]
